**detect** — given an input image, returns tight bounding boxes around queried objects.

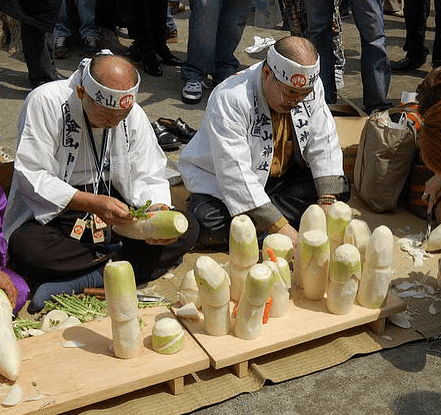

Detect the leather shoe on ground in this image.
[144,59,163,77]
[157,117,197,144]
[391,56,426,71]
[156,49,184,66]
[152,121,181,151]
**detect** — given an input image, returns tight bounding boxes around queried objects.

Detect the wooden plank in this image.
[175,292,406,370]
[1,307,209,415]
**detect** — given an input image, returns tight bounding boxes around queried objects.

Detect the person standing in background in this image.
[181,0,252,104]
[54,0,102,59]
[0,0,63,89]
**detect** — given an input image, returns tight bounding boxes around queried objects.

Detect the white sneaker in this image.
[335,68,345,90]
[182,79,203,104]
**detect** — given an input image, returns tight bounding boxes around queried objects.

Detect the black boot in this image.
[156,46,184,66]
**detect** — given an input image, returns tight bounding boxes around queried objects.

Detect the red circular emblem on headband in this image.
[290,74,307,88]
[119,94,134,109]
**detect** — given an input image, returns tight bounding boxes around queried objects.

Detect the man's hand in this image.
[68,191,132,226]
[423,174,441,213]
[276,223,298,250]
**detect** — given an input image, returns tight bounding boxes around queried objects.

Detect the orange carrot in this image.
[267,247,277,263]
[262,297,273,324]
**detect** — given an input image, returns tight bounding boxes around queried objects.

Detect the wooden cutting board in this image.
[175,292,406,371]
[0,307,209,415]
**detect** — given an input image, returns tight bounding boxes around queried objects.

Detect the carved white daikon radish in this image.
[234,264,274,340]
[326,244,361,314]
[262,256,291,317]
[229,215,259,301]
[299,204,327,235]
[178,270,201,308]
[295,204,327,288]
[344,219,371,267]
[358,225,394,309]
[327,201,352,254]
[262,233,294,262]
[104,260,141,359]
[194,256,231,336]
[0,289,21,381]
[299,230,330,300]
[426,223,441,252]
[111,317,142,359]
[152,317,184,354]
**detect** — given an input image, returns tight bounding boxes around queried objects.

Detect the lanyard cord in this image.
[83,111,110,195]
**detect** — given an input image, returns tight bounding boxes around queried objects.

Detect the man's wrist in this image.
[317,195,336,206]
[268,216,289,233]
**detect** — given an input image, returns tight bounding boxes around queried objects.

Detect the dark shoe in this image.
[152,121,181,151]
[391,56,426,71]
[157,117,197,144]
[144,58,163,77]
[124,41,142,62]
[156,48,184,66]
[54,36,70,59]
[83,34,101,57]
[166,29,179,43]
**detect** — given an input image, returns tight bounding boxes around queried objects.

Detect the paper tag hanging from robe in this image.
[92,226,105,243]
[70,218,87,240]
[93,214,107,230]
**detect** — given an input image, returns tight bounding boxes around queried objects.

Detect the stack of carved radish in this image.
[298,201,394,313]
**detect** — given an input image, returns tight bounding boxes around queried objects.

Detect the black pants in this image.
[21,24,58,88]
[403,0,431,62]
[125,0,168,59]
[8,211,199,284]
[189,168,350,251]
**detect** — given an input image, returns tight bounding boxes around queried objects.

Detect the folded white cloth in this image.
[245,36,276,54]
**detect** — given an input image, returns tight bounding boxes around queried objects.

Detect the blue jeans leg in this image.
[77,0,98,39]
[304,0,336,104]
[182,0,251,82]
[214,0,251,82]
[55,0,98,39]
[349,0,391,113]
[55,0,71,38]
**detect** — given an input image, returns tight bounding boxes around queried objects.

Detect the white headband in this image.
[81,58,141,110]
[267,45,320,89]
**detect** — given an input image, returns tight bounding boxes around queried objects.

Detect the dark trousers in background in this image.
[189,168,321,251]
[21,24,58,88]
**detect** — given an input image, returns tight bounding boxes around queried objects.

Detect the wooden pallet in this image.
[174,292,406,378]
[1,307,209,415]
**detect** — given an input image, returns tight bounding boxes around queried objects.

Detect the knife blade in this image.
[83,287,171,303]
[425,210,433,242]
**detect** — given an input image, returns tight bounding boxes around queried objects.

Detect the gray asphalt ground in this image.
[1,4,441,415]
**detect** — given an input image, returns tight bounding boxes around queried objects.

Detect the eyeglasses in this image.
[271,71,315,106]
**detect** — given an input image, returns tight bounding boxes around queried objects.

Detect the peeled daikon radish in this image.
[234,264,274,340]
[229,215,259,301]
[295,204,327,288]
[194,256,230,336]
[299,230,330,301]
[152,317,184,354]
[358,225,394,309]
[262,234,294,262]
[178,270,201,308]
[0,289,21,381]
[327,201,352,254]
[262,257,290,317]
[344,219,371,266]
[104,260,140,359]
[326,244,361,314]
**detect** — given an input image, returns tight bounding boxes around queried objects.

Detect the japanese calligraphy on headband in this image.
[267,45,320,89]
[81,59,141,110]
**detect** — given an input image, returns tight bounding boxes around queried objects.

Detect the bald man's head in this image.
[275,37,318,66]
[90,55,138,91]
